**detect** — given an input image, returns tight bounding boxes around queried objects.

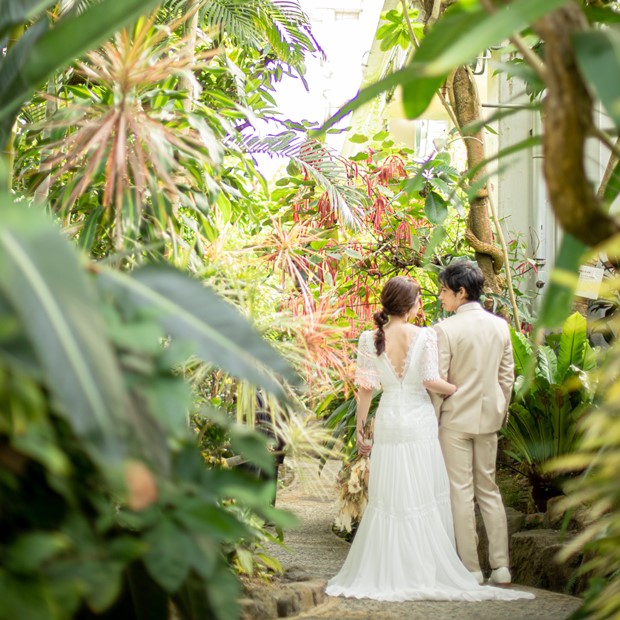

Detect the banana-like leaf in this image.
[97,266,297,397]
[0,0,56,38]
[0,0,162,144]
[536,345,558,385]
[0,199,132,463]
[557,312,587,382]
[509,326,532,376]
[320,0,568,132]
[573,30,620,130]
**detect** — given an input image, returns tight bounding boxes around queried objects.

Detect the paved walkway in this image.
[265,459,583,620]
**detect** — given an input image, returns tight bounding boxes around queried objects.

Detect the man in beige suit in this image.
[433,261,514,586]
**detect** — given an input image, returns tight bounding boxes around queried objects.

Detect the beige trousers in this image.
[438,426,509,572]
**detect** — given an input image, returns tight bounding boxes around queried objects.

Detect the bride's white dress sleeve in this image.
[354,331,381,389]
[421,329,441,382]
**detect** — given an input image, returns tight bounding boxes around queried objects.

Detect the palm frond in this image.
[203,0,321,70]
[58,0,103,16]
[238,130,367,227]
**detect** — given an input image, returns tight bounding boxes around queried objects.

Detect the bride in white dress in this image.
[326,276,534,602]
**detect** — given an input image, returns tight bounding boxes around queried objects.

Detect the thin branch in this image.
[592,125,620,163]
[428,0,443,29]
[488,191,520,330]
[478,0,548,83]
[596,132,620,201]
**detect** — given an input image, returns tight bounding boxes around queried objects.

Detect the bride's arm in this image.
[356,387,373,455]
[423,377,457,396]
[422,329,457,397]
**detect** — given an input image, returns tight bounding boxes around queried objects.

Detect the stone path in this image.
[262,458,583,620]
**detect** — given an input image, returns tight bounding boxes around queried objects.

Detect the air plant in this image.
[251,218,327,311]
[20,11,227,254]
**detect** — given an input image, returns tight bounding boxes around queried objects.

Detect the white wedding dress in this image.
[326,328,534,602]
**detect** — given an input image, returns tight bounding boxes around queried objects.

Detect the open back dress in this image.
[325,328,534,602]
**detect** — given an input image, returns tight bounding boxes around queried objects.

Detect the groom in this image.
[433,261,514,586]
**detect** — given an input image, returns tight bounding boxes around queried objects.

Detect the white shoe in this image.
[470,570,484,585]
[489,567,511,585]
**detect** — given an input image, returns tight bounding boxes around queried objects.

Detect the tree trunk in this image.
[534,5,620,247]
[449,66,504,296]
[420,0,505,297]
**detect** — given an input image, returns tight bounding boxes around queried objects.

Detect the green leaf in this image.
[404,0,569,118]
[6,532,70,572]
[536,345,558,384]
[424,191,448,224]
[231,431,274,473]
[98,266,297,397]
[139,377,193,438]
[0,0,56,38]
[536,234,587,329]
[0,0,162,144]
[174,500,250,544]
[0,573,68,620]
[319,0,569,131]
[557,312,587,381]
[348,133,368,144]
[602,157,620,209]
[77,206,105,253]
[422,225,447,266]
[144,517,193,592]
[235,547,255,575]
[0,200,132,464]
[79,560,125,612]
[203,558,241,620]
[256,552,283,573]
[573,30,620,130]
[509,327,532,376]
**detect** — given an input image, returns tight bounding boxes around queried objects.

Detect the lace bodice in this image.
[354,327,441,391]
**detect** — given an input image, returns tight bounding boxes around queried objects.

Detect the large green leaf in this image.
[0,0,56,38]
[0,0,162,144]
[557,312,587,381]
[573,30,620,130]
[320,0,568,131]
[424,191,448,224]
[97,266,297,397]
[403,0,569,118]
[509,326,532,376]
[536,345,558,385]
[0,199,131,462]
[536,233,587,329]
[143,517,193,592]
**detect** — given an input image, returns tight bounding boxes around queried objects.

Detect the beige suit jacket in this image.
[433,302,514,434]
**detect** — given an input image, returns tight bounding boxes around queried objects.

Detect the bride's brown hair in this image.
[373,276,420,356]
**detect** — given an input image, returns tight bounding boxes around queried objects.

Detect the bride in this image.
[326,276,534,602]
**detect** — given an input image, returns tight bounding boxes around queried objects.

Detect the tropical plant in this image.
[0,194,297,620]
[548,251,620,620]
[502,312,597,511]
[0,0,163,167]
[7,1,324,266]
[319,0,620,330]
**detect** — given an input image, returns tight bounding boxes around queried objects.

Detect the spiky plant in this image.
[20,11,227,255]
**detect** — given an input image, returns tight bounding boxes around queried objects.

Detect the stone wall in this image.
[475,506,588,596]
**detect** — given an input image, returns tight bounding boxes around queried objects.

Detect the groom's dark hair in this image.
[439,261,484,301]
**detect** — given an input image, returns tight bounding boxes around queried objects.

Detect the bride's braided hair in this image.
[373,276,420,356]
